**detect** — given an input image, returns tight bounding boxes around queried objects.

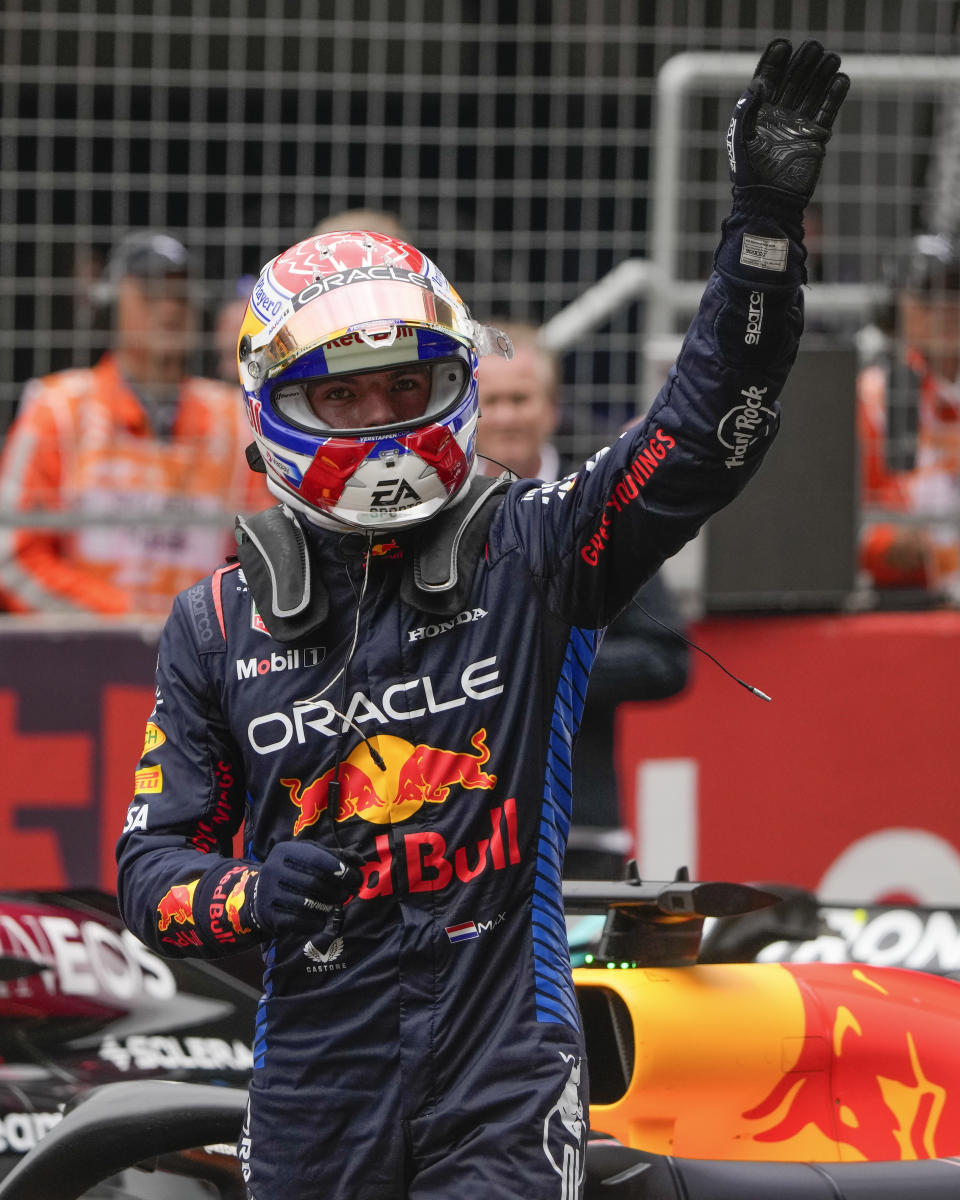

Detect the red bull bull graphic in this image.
[206,864,258,944]
[742,962,960,1161]
[156,879,199,933]
[281,728,496,835]
[580,960,960,1163]
[224,869,255,936]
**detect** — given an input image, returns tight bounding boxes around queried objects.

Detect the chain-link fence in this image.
[2,0,959,608]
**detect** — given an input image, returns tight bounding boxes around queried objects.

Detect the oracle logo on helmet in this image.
[291,266,432,311]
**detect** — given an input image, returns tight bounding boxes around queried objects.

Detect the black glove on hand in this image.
[727,38,849,205]
[249,839,363,935]
[716,39,848,288]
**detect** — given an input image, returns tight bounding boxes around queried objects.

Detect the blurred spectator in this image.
[0,231,269,616]
[859,233,960,598]
[475,320,561,480]
[313,206,408,239]
[476,320,689,879]
[215,274,256,384]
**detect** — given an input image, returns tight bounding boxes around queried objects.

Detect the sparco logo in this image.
[236,646,324,680]
[725,96,746,175]
[188,584,214,644]
[409,607,487,642]
[725,114,738,174]
[744,291,764,344]
[717,385,776,469]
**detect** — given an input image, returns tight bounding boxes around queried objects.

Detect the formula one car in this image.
[4,875,960,1198]
[567,869,960,1196]
[0,887,259,1197]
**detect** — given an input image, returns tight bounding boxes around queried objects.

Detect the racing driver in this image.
[117,40,848,1200]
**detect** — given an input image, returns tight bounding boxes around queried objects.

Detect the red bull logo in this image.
[743,963,960,1161]
[224,869,255,936]
[356,798,521,898]
[370,539,400,558]
[281,728,496,836]
[156,879,199,932]
[208,865,257,943]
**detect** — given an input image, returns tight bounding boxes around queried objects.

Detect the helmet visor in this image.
[248,280,477,378]
[272,356,471,434]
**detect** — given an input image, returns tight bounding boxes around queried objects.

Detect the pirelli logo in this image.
[134,765,163,795]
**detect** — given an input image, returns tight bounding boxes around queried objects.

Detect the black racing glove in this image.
[726,38,849,204]
[716,39,849,290]
[249,839,363,936]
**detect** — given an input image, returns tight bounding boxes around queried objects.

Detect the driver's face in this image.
[305,365,431,429]
[114,274,194,385]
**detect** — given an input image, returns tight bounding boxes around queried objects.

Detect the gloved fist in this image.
[726,39,849,203]
[249,839,363,935]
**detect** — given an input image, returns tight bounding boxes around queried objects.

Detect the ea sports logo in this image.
[371,478,421,508]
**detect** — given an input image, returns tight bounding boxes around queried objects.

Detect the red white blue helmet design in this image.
[237,230,512,531]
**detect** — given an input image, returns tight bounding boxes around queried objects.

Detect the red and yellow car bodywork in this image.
[578,960,960,1163]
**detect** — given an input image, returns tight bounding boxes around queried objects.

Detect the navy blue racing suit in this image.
[116,209,805,1198]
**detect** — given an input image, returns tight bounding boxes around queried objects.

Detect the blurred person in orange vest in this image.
[476,320,689,879]
[858,233,960,597]
[0,232,269,616]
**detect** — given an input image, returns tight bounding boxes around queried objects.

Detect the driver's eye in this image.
[322,386,353,402]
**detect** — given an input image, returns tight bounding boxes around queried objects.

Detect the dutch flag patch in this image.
[445,921,479,943]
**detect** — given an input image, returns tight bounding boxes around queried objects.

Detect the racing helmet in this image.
[237,230,512,531]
